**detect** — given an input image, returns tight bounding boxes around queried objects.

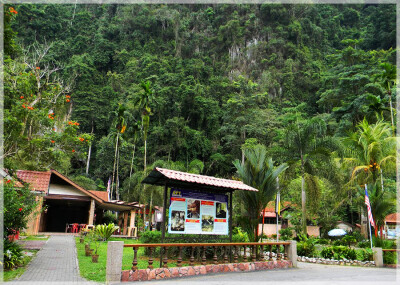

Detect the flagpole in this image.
[367,212,373,249]
[365,184,373,249]
[276,177,280,242]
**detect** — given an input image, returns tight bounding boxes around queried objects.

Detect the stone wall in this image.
[121,260,292,282]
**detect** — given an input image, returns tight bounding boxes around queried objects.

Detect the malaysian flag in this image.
[364,184,375,228]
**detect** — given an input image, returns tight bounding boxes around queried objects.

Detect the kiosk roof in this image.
[142,167,258,192]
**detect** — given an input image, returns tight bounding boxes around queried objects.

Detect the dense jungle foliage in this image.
[4,4,397,234]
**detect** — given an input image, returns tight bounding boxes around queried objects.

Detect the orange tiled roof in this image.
[16,170,51,192]
[89,190,109,202]
[262,201,292,213]
[385,213,400,224]
[154,167,258,191]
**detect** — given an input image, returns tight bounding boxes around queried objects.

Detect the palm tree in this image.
[342,118,396,185]
[375,63,396,130]
[233,144,288,241]
[129,120,141,178]
[284,116,338,234]
[355,183,395,238]
[134,80,157,171]
[111,103,127,200]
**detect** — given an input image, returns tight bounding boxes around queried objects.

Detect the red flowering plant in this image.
[3,179,38,239]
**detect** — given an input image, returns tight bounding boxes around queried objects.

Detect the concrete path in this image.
[117,261,399,285]
[9,235,96,284]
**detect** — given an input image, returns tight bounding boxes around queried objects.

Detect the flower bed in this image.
[297,255,375,267]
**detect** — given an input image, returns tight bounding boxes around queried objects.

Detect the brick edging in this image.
[121,260,292,282]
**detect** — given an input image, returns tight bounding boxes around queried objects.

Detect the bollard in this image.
[106,241,124,283]
[372,247,383,267]
[286,240,297,267]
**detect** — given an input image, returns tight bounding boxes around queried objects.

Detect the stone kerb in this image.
[121,260,293,282]
[106,241,124,283]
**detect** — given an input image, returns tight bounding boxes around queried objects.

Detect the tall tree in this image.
[284,113,338,234]
[233,144,288,241]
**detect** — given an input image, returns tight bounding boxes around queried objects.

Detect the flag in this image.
[364,184,375,228]
[107,177,111,201]
[275,191,281,215]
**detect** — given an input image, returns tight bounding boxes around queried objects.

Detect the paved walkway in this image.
[117,261,399,285]
[9,235,96,284]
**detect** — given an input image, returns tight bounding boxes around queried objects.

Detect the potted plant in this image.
[92,237,100,263]
[85,230,94,256]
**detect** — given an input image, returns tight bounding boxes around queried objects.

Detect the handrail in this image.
[124,241,292,270]
[123,242,290,247]
[382,249,400,252]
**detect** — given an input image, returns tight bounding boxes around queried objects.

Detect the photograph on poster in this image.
[201,215,214,232]
[171,210,185,231]
[187,199,200,219]
[215,202,227,218]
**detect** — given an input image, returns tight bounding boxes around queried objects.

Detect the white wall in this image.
[48,183,87,196]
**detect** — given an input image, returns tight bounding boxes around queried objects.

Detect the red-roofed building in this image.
[258,201,320,237]
[385,213,400,239]
[3,169,139,236]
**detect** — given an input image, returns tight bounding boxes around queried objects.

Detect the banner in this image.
[168,188,229,235]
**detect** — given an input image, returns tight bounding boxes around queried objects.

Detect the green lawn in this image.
[19,235,49,241]
[75,237,205,283]
[3,250,38,282]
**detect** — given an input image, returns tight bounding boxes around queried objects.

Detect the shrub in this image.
[102,211,118,225]
[279,228,293,240]
[95,223,119,241]
[4,239,24,270]
[320,246,356,260]
[383,251,397,265]
[341,235,357,247]
[232,227,249,242]
[321,247,334,259]
[356,248,373,261]
[297,241,315,257]
[357,240,370,248]
[350,231,364,242]
[315,238,330,245]
[4,180,38,238]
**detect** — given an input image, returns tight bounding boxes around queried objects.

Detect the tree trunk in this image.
[111,134,119,200]
[86,142,92,175]
[301,174,307,235]
[86,122,94,175]
[144,140,147,171]
[116,146,120,201]
[129,145,136,178]
[389,96,394,131]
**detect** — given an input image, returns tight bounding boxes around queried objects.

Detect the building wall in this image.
[336,223,354,232]
[25,196,43,235]
[48,184,86,196]
[258,224,320,237]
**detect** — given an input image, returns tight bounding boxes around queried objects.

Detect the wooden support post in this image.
[129,210,137,237]
[160,183,168,268]
[88,199,95,225]
[123,211,128,235]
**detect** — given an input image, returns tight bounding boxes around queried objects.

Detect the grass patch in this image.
[3,250,38,281]
[20,235,49,241]
[76,237,144,283]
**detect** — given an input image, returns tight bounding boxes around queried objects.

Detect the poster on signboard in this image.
[168,188,228,235]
